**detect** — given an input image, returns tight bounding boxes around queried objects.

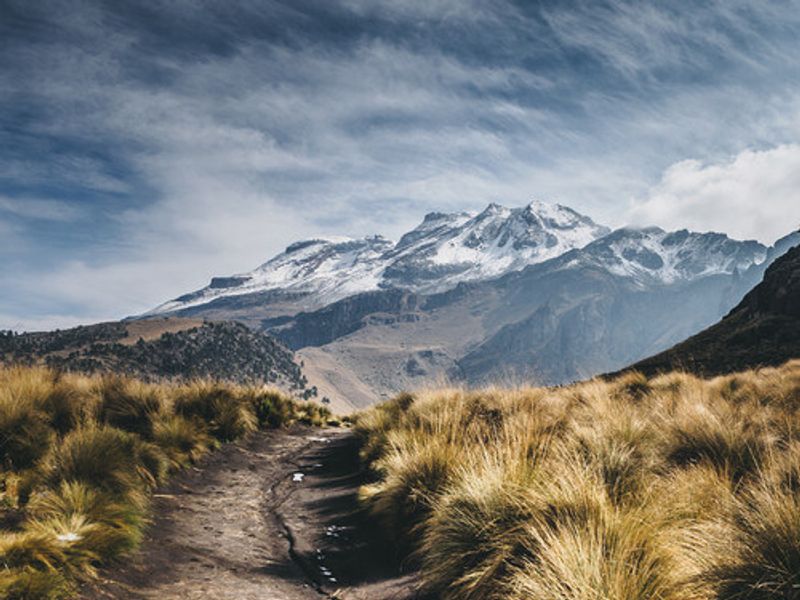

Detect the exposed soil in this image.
[81,427,419,600]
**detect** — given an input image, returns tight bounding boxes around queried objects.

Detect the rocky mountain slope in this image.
[0,318,312,396]
[629,242,800,376]
[138,201,798,410]
[267,229,794,407]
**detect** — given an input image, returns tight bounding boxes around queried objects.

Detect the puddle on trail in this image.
[324,524,350,540]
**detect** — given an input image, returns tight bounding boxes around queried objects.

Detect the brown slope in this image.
[629,243,800,376]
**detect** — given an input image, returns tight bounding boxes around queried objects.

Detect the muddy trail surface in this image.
[82,427,419,600]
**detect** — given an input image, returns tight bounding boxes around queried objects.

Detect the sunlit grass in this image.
[357,359,800,600]
[0,365,330,598]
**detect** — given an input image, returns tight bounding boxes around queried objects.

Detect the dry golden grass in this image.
[357,359,800,600]
[0,365,332,599]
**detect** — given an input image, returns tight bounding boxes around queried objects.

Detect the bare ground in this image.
[81,427,419,600]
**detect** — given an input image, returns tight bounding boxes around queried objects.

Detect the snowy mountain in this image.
[147,201,611,315]
[382,201,610,290]
[140,200,796,410]
[554,226,767,286]
[150,235,393,315]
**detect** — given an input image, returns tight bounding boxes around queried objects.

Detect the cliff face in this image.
[629,243,800,377]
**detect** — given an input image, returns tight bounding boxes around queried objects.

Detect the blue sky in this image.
[2,0,800,330]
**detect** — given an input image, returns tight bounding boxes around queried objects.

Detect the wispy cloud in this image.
[0,196,85,221]
[1,0,800,329]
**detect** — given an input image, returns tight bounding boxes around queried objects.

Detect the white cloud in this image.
[628,144,800,242]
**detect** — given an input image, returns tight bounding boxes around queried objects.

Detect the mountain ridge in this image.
[144,201,611,317]
[123,203,800,409]
[627,239,800,376]
[144,201,769,321]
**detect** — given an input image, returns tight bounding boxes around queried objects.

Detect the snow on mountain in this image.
[382,201,610,290]
[557,226,767,285]
[145,201,769,317]
[149,235,392,315]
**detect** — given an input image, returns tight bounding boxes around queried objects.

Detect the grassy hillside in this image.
[0,366,331,598]
[0,319,313,396]
[357,362,800,599]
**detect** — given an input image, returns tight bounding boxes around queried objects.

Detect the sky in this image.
[2,0,800,331]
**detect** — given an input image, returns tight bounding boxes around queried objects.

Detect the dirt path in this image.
[81,427,419,600]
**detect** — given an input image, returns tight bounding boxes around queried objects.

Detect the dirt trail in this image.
[82,427,418,600]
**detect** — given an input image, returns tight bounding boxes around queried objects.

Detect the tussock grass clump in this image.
[420,465,539,599]
[48,426,153,497]
[361,435,457,550]
[0,365,328,598]
[355,391,417,466]
[659,397,771,482]
[0,392,53,472]
[248,388,295,428]
[174,381,258,441]
[151,415,213,468]
[357,360,800,600]
[296,401,333,426]
[710,466,800,598]
[508,504,682,600]
[95,376,165,438]
[0,567,73,600]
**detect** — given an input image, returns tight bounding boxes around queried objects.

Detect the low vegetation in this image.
[0,320,312,395]
[0,365,331,599]
[357,360,800,599]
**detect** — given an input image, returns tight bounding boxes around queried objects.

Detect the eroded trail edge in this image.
[82,427,417,600]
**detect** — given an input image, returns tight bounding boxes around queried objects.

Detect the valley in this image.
[137,202,799,410]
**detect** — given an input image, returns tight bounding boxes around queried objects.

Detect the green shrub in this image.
[248,388,295,428]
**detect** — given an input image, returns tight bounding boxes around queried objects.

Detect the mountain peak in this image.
[478,202,509,217]
[381,200,610,291]
[146,200,612,316]
[566,226,767,285]
[143,200,780,318]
